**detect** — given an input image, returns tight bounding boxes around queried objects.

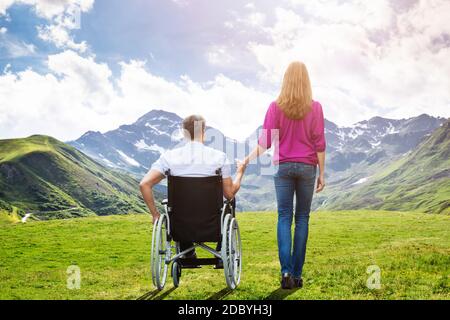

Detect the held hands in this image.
[236,158,248,175]
[316,174,326,193]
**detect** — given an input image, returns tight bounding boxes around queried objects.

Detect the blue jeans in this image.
[274,162,316,278]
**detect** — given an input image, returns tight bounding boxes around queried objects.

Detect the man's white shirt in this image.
[150,141,231,178]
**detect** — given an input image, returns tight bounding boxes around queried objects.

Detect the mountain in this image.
[69,110,243,175]
[0,199,23,224]
[324,114,446,172]
[0,135,150,220]
[320,119,450,214]
[69,110,183,175]
[68,110,266,210]
[69,109,447,212]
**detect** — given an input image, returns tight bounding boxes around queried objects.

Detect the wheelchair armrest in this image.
[161,199,168,205]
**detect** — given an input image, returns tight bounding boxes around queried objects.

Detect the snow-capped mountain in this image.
[68,110,446,211]
[68,110,243,175]
[69,111,179,173]
[324,114,446,172]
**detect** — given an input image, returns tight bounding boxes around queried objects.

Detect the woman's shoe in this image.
[293,277,303,288]
[281,273,294,289]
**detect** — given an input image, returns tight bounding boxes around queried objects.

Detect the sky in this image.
[0,0,449,141]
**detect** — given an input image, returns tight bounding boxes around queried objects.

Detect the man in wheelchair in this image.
[139,115,245,289]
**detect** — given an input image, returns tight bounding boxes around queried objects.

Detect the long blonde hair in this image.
[276,61,313,120]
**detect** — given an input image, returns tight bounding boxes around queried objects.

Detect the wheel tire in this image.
[151,220,158,287]
[151,214,171,290]
[229,218,242,287]
[172,261,181,287]
[222,214,235,289]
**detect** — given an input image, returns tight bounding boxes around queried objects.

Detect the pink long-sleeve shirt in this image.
[258,101,326,166]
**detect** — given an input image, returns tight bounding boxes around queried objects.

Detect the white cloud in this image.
[288,0,394,29]
[47,50,115,113]
[117,60,272,140]
[245,3,255,10]
[0,29,36,57]
[171,0,189,8]
[247,12,266,27]
[0,0,94,52]
[224,21,234,29]
[0,0,449,143]
[206,45,236,66]
[246,1,450,125]
[37,23,87,52]
[3,63,11,73]
[0,0,94,19]
[0,51,272,141]
[0,0,15,16]
[0,50,115,140]
[231,7,267,30]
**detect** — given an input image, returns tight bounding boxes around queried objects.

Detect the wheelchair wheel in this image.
[222,214,241,289]
[172,261,181,287]
[229,218,242,287]
[151,214,171,290]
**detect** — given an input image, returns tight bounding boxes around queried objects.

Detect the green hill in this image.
[0,199,23,225]
[0,135,149,219]
[323,120,450,214]
[0,211,448,300]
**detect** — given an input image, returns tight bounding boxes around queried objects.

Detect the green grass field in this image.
[0,211,449,300]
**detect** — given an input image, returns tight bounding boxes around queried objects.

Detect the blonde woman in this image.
[243,62,326,289]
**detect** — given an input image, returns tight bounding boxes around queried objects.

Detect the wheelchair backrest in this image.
[166,171,223,242]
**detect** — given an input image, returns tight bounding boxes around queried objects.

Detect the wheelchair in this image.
[151,169,242,290]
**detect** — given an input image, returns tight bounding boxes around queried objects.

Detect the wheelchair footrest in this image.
[179,258,220,269]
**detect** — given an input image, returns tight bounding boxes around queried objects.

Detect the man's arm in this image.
[139,170,165,223]
[223,164,246,200]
